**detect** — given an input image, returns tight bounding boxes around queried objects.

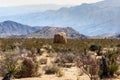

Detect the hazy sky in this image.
[0,0,103,7]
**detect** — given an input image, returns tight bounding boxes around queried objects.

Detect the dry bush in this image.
[54,52,80,68]
[56,69,64,77]
[15,58,39,78]
[77,52,99,80]
[54,52,77,66]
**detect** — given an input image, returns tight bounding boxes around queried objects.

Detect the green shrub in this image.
[99,51,119,79]
[106,51,117,61]
[45,66,60,74]
[108,63,119,76]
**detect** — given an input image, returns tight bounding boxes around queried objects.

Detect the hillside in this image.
[26,27,86,39]
[0,21,40,37]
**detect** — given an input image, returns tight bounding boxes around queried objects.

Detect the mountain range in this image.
[0,20,120,39]
[0,21,86,38]
[0,4,69,16]
[95,33,120,39]
[0,0,120,36]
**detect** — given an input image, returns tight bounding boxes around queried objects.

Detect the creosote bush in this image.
[45,66,61,75]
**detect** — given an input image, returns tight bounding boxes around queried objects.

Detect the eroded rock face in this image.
[53,32,67,44]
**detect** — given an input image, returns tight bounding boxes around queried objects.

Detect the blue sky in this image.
[0,0,103,7]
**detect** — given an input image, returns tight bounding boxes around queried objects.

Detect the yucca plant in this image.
[108,63,119,76]
[0,53,21,79]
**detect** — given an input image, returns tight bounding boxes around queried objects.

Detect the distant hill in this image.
[26,27,86,39]
[108,33,120,39]
[1,0,120,36]
[92,33,120,39]
[0,21,40,37]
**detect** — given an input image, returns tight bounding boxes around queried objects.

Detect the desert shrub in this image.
[99,50,119,79]
[45,66,60,74]
[106,51,117,63]
[31,47,37,55]
[99,56,109,78]
[36,48,41,55]
[65,53,75,63]
[116,70,120,76]
[97,46,102,56]
[99,61,119,78]
[39,58,47,64]
[54,52,78,67]
[116,44,120,47]
[15,58,39,78]
[77,51,99,80]
[89,44,99,51]
[56,70,64,77]
[55,52,76,63]
[46,52,57,58]
[43,45,54,53]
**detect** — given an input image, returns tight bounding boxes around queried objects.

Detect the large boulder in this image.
[53,32,67,44]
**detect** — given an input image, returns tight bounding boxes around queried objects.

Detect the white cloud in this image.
[0,0,103,7]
